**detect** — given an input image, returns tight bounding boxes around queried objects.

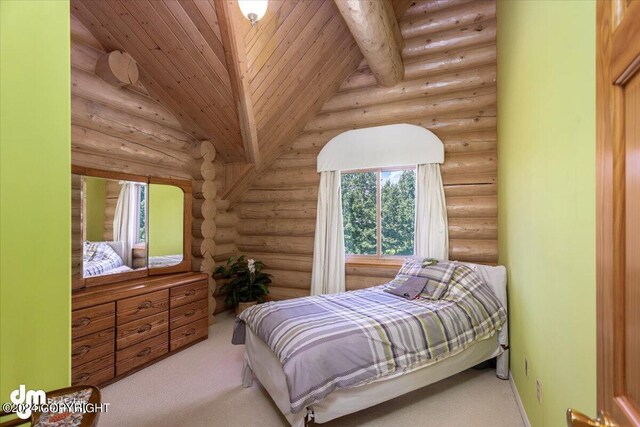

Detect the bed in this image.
[233,261,509,427]
[148,254,183,268]
[83,241,132,277]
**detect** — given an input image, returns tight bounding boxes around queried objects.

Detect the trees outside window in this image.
[341,167,415,258]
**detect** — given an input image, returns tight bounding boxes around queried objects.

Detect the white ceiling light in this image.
[238,0,268,27]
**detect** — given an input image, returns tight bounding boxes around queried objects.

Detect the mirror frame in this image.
[72,166,192,290]
[147,176,192,276]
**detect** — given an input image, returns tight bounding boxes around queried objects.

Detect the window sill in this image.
[345,256,405,269]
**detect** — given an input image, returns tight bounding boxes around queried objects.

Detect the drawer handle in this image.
[72,345,90,358]
[77,373,90,383]
[185,328,196,337]
[185,289,196,297]
[184,309,196,317]
[137,347,151,357]
[138,324,152,334]
[72,317,91,328]
[138,301,152,310]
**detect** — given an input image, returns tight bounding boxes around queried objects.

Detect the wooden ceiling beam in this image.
[215,0,261,166]
[223,39,363,207]
[334,0,404,87]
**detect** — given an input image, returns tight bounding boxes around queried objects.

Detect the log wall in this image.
[71,15,195,180]
[208,161,241,314]
[233,0,498,301]
[102,179,120,241]
[71,16,231,322]
[189,141,242,317]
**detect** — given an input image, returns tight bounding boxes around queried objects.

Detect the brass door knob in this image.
[567,409,618,427]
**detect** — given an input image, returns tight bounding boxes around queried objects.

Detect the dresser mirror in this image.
[147,177,191,276]
[82,175,148,279]
[72,167,191,289]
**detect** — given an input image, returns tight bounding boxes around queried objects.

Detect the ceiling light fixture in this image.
[238,0,268,27]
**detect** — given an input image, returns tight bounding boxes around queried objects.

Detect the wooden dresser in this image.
[71,272,209,387]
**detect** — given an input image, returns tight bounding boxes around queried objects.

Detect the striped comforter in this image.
[236,264,507,414]
[83,242,126,277]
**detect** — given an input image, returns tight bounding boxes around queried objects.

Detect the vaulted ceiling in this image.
[70,0,366,167]
[71,0,244,160]
[242,0,361,163]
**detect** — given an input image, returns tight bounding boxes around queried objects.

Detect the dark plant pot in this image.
[236,300,258,316]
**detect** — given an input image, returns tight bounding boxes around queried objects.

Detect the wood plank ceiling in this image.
[223,0,364,196]
[72,0,243,161]
[71,0,364,171]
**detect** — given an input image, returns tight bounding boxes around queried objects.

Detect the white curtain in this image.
[113,182,139,266]
[311,171,345,295]
[415,164,449,260]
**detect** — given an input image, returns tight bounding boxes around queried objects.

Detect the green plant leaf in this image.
[218,256,271,307]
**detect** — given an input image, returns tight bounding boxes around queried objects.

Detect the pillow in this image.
[99,243,124,266]
[421,278,452,300]
[384,276,428,299]
[462,262,507,311]
[395,257,458,299]
[386,275,450,301]
[83,241,107,262]
[398,257,457,283]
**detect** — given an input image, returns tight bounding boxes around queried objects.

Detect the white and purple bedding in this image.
[233,262,507,414]
[83,241,129,277]
[148,254,182,268]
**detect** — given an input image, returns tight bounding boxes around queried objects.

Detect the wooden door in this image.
[582,0,640,426]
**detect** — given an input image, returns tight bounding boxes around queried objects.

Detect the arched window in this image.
[312,124,448,295]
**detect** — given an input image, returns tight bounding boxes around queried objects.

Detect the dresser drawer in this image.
[116,333,168,376]
[170,281,207,308]
[117,311,168,350]
[170,299,208,330]
[72,303,115,339]
[117,290,169,326]
[72,328,114,368]
[72,353,114,386]
[170,317,208,352]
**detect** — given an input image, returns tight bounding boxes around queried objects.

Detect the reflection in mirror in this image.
[148,184,184,269]
[82,177,148,278]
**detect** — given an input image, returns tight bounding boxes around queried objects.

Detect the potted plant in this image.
[215,255,272,315]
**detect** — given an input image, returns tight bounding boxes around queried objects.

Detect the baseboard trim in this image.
[509,371,532,427]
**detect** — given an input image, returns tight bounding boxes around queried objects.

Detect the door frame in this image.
[596,0,640,424]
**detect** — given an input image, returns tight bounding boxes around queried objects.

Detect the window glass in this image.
[381,169,415,255]
[341,172,377,255]
[341,168,415,257]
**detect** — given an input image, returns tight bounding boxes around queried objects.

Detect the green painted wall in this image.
[0,0,71,405]
[497,1,596,426]
[148,184,183,257]
[84,177,106,241]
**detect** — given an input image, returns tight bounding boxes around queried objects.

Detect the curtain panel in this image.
[113,182,140,266]
[311,171,346,295]
[415,164,449,260]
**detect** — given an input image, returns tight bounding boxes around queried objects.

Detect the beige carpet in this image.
[99,311,525,427]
